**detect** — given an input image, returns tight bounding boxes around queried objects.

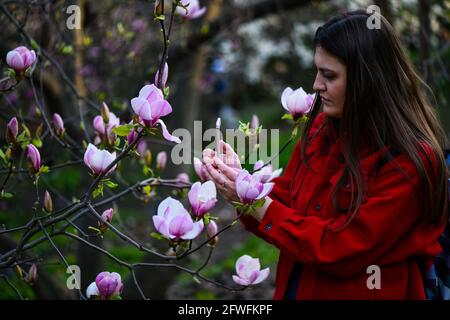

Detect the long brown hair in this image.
[300,10,449,230]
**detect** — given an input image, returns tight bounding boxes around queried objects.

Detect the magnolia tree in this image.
[0,0,315,300]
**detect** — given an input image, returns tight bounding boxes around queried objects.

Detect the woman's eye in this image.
[323,74,335,80]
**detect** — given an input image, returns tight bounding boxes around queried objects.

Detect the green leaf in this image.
[112,124,133,137]
[143,185,152,195]
[164,86,170,97]
[1,192,13,199]
[32,138,42,148]
[281,113,293,120]
[150,232,165,241]
[88,226,101,233]
[155,15,165,21]
[0,149,6,162]
[61,45,73,55]
[105,180,118,189]
[7,68,16,79]
[143,166,154,177]
[39,165,49,174]
[92,184,103,198]
[16,131,27,143]
[30,38,40,51]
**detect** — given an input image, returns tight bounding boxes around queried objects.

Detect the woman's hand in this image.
[202,141,242,203]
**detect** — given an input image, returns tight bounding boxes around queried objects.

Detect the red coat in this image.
[240,112,446,300]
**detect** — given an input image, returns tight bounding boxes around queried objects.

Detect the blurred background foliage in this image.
[0,0,449,299]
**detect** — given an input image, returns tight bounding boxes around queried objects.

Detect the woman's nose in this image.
[313,73,326,92]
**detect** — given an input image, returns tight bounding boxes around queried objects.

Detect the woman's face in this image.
[313,46,347,118]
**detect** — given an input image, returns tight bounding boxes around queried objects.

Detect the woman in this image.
[202,10,449,299]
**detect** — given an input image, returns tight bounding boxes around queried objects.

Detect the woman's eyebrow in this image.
[318,67,336,73]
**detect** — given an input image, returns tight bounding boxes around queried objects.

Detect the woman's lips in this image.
[321,96,331,103]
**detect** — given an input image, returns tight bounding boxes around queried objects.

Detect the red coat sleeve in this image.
[252,148,445,278]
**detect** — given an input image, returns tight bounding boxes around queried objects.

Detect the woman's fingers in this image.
[205,163,227,186]
[219,140,241,168]
[213,156,238,181]
[202,148,216,162]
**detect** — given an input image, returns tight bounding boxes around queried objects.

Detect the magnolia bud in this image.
[27,264,38,285]
[6,117,18,144]
[207,221,219,246]
[101,102,110,124]
[35,123,44,139]
[44,190,53,213]
[250,114,259,131]
[156,151,167,171]
[144,150,152,167]
[52,113,65,138]
[26,144,41,174]
[154,0,163,17]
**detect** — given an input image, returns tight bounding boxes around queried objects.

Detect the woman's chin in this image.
[323,104,342,118]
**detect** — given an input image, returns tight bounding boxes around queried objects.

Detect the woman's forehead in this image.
[314,46,345,71]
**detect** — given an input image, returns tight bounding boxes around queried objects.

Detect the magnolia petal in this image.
[168,214,193,239]
[232,275,250,286]
[131,97,147,117]
[190,6,206,19]
[181,219,204,240]
[156,119,181,143]
[280,87,293,111]
[86,282,99,298]
[139,84,164,103]
[256,183,275,199]
[235,255,252,277]
[149,99,172,119]
[188,182,201,210]
[252,267,270,285]
[152,215,170,239]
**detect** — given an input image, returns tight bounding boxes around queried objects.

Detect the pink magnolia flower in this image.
[83,143,117,176]
[281,87,315,120]
[6,46,36,73]
[253,160,283,183]
[27,144,41,173]
[86,272,123,299]
[193,157,207,181]
[152,197,204,240]
[154,62,168,90]
[235,170,274,204]
[232,255,270,286]
[177,0,206,19]
[6,117,18,143]
[188,181,217,217]
[93,111,120,145]
[52,113,65,137]
[130,84,180,143]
